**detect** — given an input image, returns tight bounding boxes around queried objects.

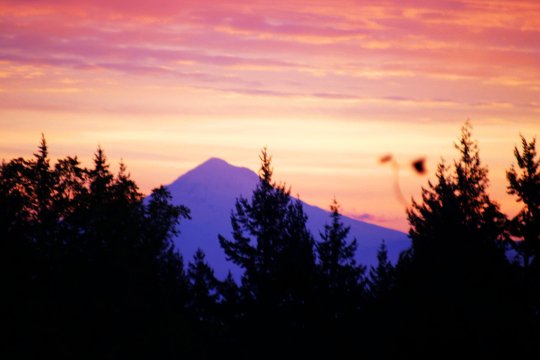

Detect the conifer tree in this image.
[188,249,218,321]
[2,137,195,358]
[367,240,394,300]
[317,199,364,293]
[32,134,55,227]
[53,156,87,222]
[219,148,315,308]
[218,271,241,317]
[314,199,365,356]
[507,136,540,268]
[218,148,317,356]
[506,136,540,346]
[397,121,512,357]
[145,185,190,261]
[406,121,507,267]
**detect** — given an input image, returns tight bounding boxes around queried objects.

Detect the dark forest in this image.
[2,123,540,359]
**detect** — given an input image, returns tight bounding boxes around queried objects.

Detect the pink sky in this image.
[1,0,539,231]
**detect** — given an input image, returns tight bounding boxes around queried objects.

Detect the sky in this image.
[1,0,539,231]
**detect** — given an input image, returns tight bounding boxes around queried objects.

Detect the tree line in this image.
[1,122,539,359]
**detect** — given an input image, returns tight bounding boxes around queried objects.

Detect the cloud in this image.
[0,0,539,123]
[350,212,377,222]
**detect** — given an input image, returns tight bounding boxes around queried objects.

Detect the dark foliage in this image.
[218,148,318,358]
[507,136,540,268]
[315,199,366,357]
[3,127,540,359]
[367,240,395,301]
[506,135,540,352]
[387,122,525,358]
[2,139,192,358]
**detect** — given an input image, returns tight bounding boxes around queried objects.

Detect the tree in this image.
[217,271,241,319]
[32,134,56,228]
[53,156,87,223]
[316,199,364,315]
[395,121,513,357]
[406,121,507,267]
[507,136,540,269]
[1,137,194,358]
[506,136,540,349]
[367,240,394,300]
[218,148,317,357]
[187,249,219,322]
[219,148,315,308]
[313,199,365,357]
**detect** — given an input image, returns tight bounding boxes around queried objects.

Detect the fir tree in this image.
[32,134,55,227]
[507,136,540,268]
[187,248,219,321]
[1,137,194,358]
[406,121,507,267]
[314,199,365,357]
[219,148,315,308]
[218,148,317,357]
[367,240,394,300]
[88,146,113,200]
[317,198,364,293]
[396,121,514,357]
[53,156,87,222]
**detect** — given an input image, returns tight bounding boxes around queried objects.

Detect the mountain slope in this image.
[167,158,410,278]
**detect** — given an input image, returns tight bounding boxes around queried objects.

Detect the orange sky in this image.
[1,0,539,231]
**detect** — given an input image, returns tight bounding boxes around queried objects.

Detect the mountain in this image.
[166,157,410,278]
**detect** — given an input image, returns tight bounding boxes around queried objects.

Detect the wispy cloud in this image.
[1,0,539,231]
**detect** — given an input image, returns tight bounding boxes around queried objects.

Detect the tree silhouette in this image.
[317,199,364,318]
[395,122,515,357]
[1,137,193,358]
[506,136,540,349]
[188,248,219,321]
[507,136,540,269]
[313,199,365,357]
[367,240,394,300]
[218,148,318,358]
[219,148,315,307]
[5,131,540,358]
[318,199,363,287]
[217,271,241,319]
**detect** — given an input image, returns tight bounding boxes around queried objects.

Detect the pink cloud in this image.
[1,0,539,122]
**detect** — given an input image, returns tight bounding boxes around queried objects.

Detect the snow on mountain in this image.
[166,157,410,278]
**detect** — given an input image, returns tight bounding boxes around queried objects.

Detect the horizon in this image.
[1,0,539,231]
[1,134,534,233]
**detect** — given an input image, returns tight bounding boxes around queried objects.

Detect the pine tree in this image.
[506,136,540,348]
[367,240,394,300]
[406,121,507,267]
[218,148,317,357]
[507,136,540,268]
[145,185,190,260]
[89,146,113,200]
[2,138,196,358]
[53,156,87,222]
[316,199,364,320]
[32,134,56,227]
[280,197,317,308]
[218,271,240,314]
[313,199,365,356]
[219,148,312,308]
[396,121,513,357]
[188,249,218,321]
[317,199,364,293]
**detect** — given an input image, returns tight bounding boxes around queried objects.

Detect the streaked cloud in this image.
[0,0,539,231]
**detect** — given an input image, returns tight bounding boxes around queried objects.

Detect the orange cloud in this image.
[1,0,539,231]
